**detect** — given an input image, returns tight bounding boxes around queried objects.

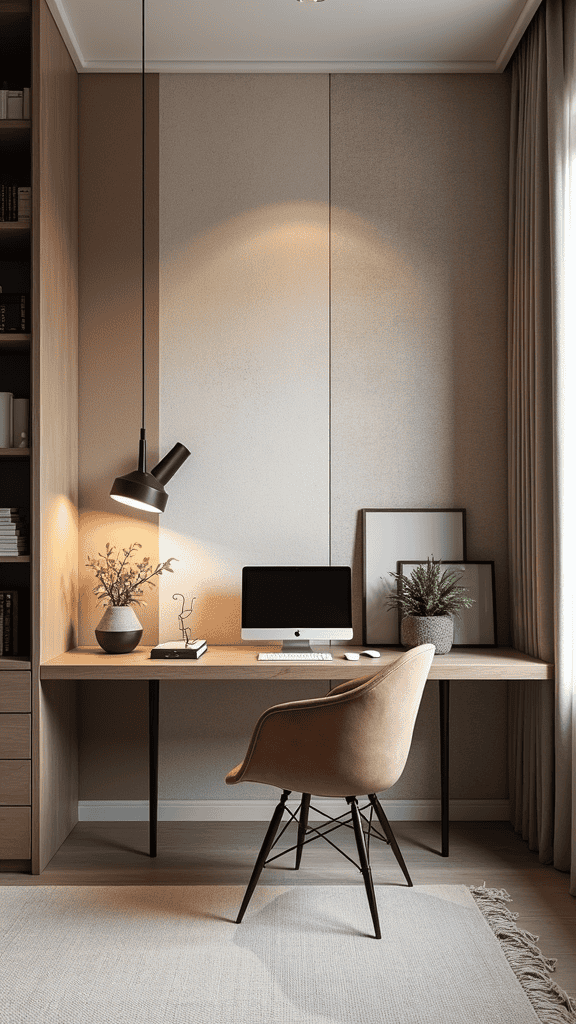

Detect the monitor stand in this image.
[281,639,315,653]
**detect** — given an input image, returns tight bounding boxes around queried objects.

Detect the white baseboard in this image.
[78,798,510,822]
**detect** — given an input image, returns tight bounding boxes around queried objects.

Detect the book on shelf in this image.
[0,186,31,222]
[0,509,27,552]
[0,87,29,120]
[0,398,29,448]
[0,293,28,333]
[17,186,30,221]
[0,591,18,656]
[0,391,12,446]
[6,90,23,119]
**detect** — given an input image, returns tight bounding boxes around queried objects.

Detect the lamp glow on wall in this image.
[110,0,190,515]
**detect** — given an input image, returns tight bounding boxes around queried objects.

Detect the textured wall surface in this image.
[78,75,160,648]
[78,72,511,807]
[158,74,331,645]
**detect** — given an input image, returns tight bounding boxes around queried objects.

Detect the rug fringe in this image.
[470,883,576,1024]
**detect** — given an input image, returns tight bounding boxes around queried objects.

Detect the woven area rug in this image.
[0,884,574,1024]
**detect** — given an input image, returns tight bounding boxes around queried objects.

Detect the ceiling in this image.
[45,0,541,74]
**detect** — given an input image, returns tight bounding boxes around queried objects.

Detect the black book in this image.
[0,591,17,656]
[0,293,28,333]
[150,640,207,660]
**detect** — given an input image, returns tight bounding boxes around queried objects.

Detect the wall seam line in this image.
[328,72,332,566]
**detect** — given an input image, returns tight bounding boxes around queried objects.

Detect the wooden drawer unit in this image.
[0,760,31,804]
[0,714,31,758]
[0,807,31,859]
[0,672,31,712]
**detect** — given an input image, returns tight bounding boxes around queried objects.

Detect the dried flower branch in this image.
[86,542,177,607]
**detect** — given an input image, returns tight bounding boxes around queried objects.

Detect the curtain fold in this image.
[507,0,576,887]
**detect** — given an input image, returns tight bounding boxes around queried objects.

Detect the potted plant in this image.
[385,556,474,654]
[86,542,176,653]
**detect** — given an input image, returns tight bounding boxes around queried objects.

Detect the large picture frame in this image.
[397,560,497,646]
[362,508,467,645]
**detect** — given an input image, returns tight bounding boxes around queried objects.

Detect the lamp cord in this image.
[141,0,146,432]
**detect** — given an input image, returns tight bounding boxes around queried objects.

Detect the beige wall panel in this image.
[78,678,326,800]
[330,73,511,640]
[158,75,330,644]
[35,0,78,663]
[78,75,160,647]
[329,73,511,800]
[33,0,79,871]
[77,73,512,809]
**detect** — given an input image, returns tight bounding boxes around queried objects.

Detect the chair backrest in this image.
[234,643,435,798]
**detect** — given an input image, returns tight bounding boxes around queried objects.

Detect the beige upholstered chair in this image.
[226,643,435,938]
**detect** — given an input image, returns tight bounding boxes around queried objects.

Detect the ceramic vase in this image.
[400,614,453,655]
[95,604,143,654]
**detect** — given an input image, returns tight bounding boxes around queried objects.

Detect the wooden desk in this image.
[40,645,553,861]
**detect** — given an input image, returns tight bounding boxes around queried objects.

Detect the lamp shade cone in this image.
[110,468,168,513]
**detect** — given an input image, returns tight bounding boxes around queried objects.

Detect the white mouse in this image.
[362,650,381,658]
[344,652,360,661]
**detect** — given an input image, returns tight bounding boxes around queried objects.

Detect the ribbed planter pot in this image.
[400,615,453,655]
[95,604,143,654]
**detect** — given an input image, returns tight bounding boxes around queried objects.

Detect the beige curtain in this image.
[508,0,576,888]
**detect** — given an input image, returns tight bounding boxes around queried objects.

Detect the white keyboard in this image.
[258,652,333,661]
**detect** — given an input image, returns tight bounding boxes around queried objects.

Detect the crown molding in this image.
[45,0,85,72]
[494,0,542,70]
[46,0,542,75]
[78,59,500,74]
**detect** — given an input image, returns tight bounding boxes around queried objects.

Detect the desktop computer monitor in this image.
[241,565,353,651]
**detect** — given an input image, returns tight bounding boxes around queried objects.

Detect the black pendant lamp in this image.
[110,0,189,515]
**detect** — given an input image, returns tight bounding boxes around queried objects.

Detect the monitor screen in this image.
[241,565,353,647]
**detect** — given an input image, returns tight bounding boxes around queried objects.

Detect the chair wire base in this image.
[235,791,412,939]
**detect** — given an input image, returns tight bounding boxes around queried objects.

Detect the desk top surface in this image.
[40,645,554,681]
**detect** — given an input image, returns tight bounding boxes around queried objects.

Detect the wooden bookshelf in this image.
[0,1,31,14]
[0,222,29,236]
[0,0,32,868]
[0,654,30,669]
[0,119,30,129]
[0,334,31,348]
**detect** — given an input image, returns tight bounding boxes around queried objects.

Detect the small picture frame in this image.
[362,508,467,645]
[397,560,497,646]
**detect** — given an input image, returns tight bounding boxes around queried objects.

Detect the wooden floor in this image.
[2,819,575,996]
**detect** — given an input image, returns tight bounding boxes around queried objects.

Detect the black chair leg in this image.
[347,796,381,939]
[368,793,413,887]
[236,790,291,924]
[295,793,311,870]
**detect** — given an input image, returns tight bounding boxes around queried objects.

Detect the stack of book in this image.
[0,293,28,333]
[0,186,31,222]
[0,590,18,656]
[0,509,27,556]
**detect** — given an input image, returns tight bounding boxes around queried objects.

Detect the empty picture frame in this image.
[397,560,497,646]
[362,508,466,645]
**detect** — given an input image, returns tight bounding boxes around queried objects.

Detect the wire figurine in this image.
[173,593,197,647]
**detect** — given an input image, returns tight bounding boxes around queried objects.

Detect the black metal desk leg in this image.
[439,679,449,857]
[149,680,159,857]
